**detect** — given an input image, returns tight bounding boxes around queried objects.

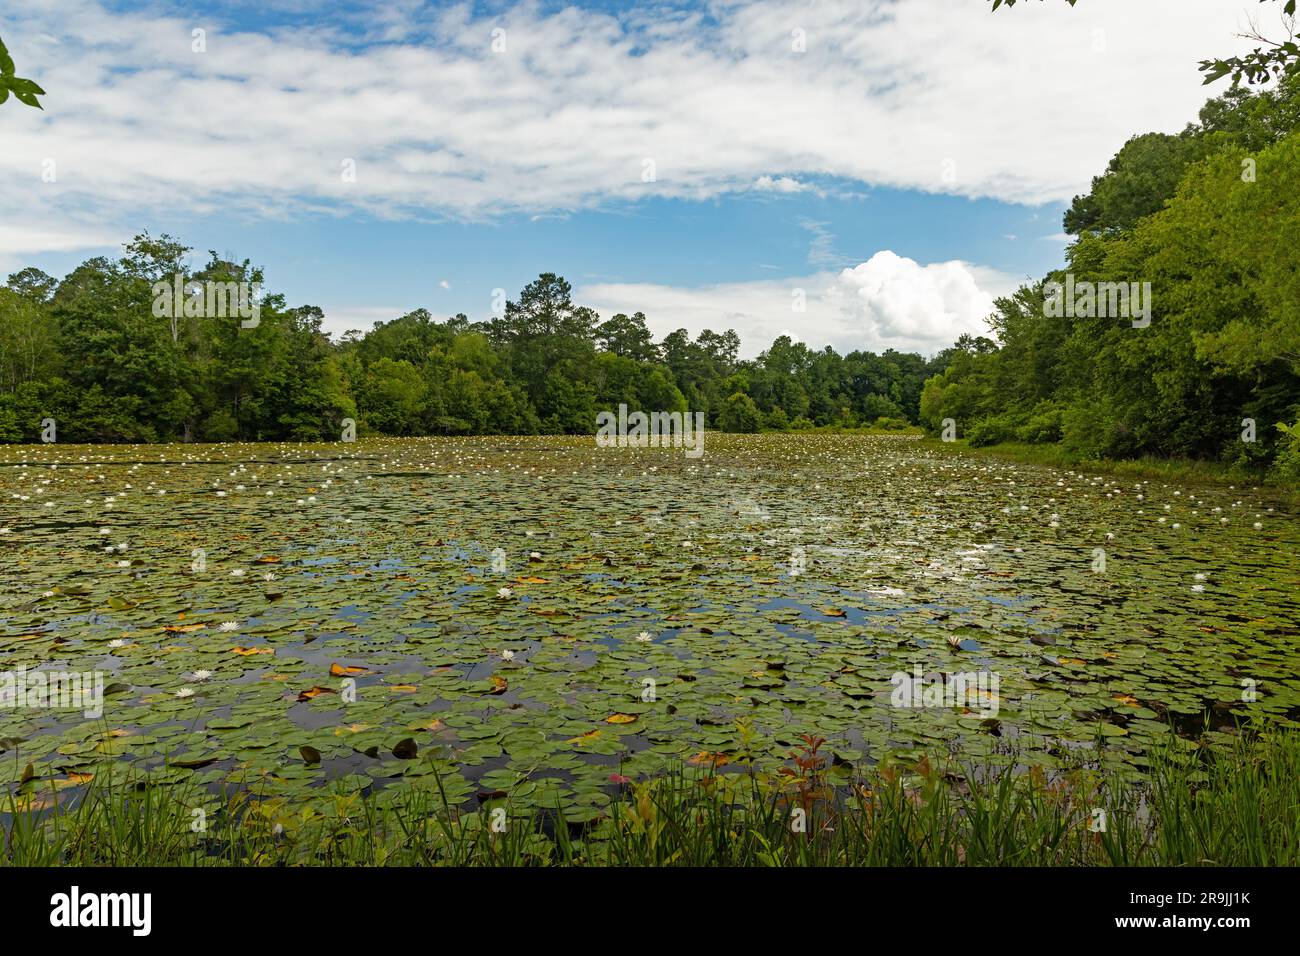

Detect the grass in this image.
[924,438,1299,502]
[5,726,1297,866]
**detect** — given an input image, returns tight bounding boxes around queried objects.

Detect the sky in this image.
[0,0,1267,356]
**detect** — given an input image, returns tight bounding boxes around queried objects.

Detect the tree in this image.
[990,0,1299,87]
[0,34,45,110]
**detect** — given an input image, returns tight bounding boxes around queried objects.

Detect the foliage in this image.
[6,726,1298,866]
[923,78,1300,482]
[0,34,45,110]
[0,250,944,442]
[990,0,1299,87]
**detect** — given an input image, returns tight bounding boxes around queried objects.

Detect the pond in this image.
[1,434,1297,820]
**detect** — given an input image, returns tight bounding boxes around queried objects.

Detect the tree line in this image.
[1,75,1296,480]
[0,247,945,444]
[920,74,1300,481]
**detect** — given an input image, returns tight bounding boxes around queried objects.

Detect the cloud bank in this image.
[0,0,1258,260]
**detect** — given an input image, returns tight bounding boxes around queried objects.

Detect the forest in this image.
[1,77,1297,481]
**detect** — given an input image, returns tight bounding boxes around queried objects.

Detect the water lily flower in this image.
[218,621,240,632]
[191,670,213,681]
[175,688,194,698]
[497,587,513,598]
[636,631,652,643]
[501,649,515,661]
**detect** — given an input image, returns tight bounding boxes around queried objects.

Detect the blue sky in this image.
[0,0,1257,354]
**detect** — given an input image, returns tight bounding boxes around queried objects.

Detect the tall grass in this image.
[4,728,1297,866]
[925,438,1299,503]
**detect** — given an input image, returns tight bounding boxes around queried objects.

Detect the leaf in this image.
[171,756,216,769]
[605,713,638,724]
[299,746,321,765]
[516,576,548,584]
[687,751,730,768]
[0,38,13,77]
[488,675,508,695]
[392,738,418,759]
[329,662,369,676]
[567,729,602,744]
[163,623,207,633]
[231,646,273,656]
[13,89,42,110]
[7,77,44,96]
[821,607,847,617]
[297,686,336,702]
[389,684,418,693]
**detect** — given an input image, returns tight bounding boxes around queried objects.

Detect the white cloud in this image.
[752,175,814,194]
[0,0,1261,263]
[580,251,1021,357]
[316,304,410,338]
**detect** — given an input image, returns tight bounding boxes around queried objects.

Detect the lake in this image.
[2,434,1297,820]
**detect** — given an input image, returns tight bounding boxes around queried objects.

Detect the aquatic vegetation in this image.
[1,435,1297,841]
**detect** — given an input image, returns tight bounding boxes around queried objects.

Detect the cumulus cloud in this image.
[579,251,1021,357]
[830,252,998,347]
[0,0,1258,261]
[752,175,815,194]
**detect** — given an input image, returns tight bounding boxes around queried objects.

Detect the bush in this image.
[718,392,762,433]
[1272,421,1300,484]
[873,416,912,431]
[1014,403,1064,444]
[966,412,1024,447]
[763,407,790,431]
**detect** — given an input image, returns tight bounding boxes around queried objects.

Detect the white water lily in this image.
[108,638,127,648]
[175,687,194,698]
[218,621,240,632]
[636,631,652,643]
[191,669,213,681]
[497,587,513,598]
[501,649,515,661]
[230,569,246,577]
